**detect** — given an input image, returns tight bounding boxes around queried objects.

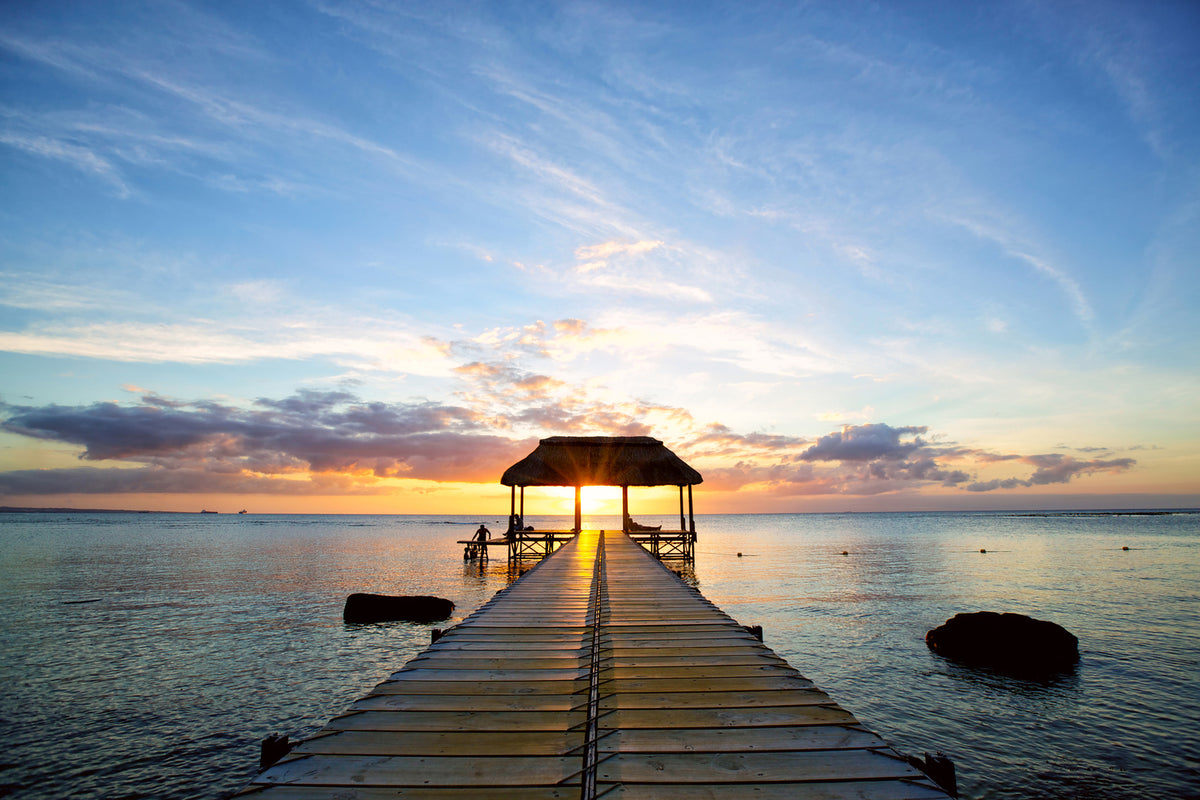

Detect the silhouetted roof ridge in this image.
[539,434,660,444]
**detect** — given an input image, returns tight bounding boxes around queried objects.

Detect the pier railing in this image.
[461,526,695,563]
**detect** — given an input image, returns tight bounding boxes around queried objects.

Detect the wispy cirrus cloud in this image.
[466,309,843,388]
[1022,1,1177,161]
[575,240,665,262]
[0,273,127,312]
[0,15,416,200]
[941,212,1094,327]
[0,131,131,197]
[0,317,455,374]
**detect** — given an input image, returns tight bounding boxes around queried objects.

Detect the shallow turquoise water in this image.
[0,511,1196,799]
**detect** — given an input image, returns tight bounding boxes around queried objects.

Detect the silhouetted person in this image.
[474,523,490,543]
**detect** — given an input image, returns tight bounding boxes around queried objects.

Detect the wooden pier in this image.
[240,529,952,798]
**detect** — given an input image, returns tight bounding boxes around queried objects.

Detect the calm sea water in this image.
[0,511,1197,799]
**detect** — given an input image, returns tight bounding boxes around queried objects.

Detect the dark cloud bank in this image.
[0,391,1135,498]
[0,390,531,495]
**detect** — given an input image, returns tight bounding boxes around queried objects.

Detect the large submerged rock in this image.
[343,593,454,624]
[926,611,1079,675]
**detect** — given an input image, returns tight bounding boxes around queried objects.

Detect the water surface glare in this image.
[0,511,1197,799]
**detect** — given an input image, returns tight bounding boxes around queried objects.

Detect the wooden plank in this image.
[602,724,884,753]
[602,704,858,729]
[238,788,580,799]
[405,657,589,669]
[465,606,594,612]
[327,710,586,731]
[457,616,591,625]
[426,638,590,649]
[256,753,582,786]
[596,654,788,668]
[595,750,924,783]
[353,693,584,712]
[598,676,816,693]
[599,782,953,799]
[466,611,592,617]
[599,614,727,622]
[602,626,751,638]
[600,641,775,652]
[294,730,582,756]
[240,785,947,800]
[386,668,587,681]
[370,679,589,696]
[456,620,590,625]
[423,636,587,645]
[601,664,802,680]
[597,688,833,710]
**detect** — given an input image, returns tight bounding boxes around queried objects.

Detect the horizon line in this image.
[3,506,1197,516]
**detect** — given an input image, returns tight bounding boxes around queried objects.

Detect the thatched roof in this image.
[501,436,703,487]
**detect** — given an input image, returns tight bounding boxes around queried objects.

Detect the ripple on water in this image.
[0,510,1197,800]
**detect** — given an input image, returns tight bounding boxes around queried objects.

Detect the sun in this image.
[581,486,622,515]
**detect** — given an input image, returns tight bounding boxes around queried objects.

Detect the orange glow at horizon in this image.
[517,486,624,516]
[5,465,1195,516]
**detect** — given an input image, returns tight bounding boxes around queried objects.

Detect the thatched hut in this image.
[500,436,702,559]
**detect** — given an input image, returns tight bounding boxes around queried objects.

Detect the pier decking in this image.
[241,530,951,798]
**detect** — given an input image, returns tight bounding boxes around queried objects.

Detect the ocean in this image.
[0,510,1196,799]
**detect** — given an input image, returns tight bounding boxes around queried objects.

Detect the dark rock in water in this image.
[343,593,454,623]
[926,611,1079,675]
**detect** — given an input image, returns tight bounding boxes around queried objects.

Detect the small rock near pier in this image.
[344,593,455,623]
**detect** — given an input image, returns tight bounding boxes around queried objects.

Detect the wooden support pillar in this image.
[688,484,695,534]
[678,485,686,531]
[574,485,582,534]
[622,485,629,532]
[509,485,516,531]
[688,483,696,558]
[520,486,525,521]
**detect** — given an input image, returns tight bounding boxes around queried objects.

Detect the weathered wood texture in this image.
[239,530,950,799]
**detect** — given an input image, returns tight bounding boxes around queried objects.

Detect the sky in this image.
[1,0,1198,515]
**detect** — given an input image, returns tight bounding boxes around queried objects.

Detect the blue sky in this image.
[1,0,1197,513]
